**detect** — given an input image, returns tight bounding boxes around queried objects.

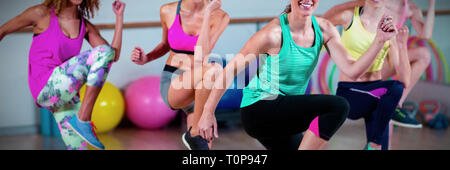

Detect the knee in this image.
[93,44,115,63]
[203,63,223,82]
[331,96,350,121]
[387,81,405,98]
[416,47,432,65]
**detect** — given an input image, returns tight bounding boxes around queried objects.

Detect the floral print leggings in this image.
[37,44,115,150]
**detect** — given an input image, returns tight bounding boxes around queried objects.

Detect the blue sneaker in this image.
[67,116,105,150]
[182,127,209,150]
[391,108,423,128]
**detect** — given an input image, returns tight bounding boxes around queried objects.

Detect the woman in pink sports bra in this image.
[130,0,230,150]
[0,0,125,150]
[324,0,435,129]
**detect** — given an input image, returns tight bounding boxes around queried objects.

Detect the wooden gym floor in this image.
[0,118,449,150]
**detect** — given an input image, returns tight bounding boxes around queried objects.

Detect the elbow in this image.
[346,64,363,81]
[0,30,5,41]
[418,32,433,40]
[346,71,361,81]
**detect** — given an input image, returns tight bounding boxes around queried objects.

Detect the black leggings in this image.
[336,80,404,150]
[240,95,350,150]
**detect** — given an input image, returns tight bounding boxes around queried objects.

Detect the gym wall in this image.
[0,0,449,130]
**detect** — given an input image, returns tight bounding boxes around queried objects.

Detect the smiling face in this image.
[290,0,319,16]
[366,0,388,8]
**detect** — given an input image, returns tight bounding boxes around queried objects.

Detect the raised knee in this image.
[331,96,350,120]
[94,44,115,62]
[417,47,432,64]
[208,63,223,72]
[203,63,223,81]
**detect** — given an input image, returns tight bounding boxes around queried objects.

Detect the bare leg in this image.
[78,86,102,121]
[192,83,214,149]
[298,130,327,150]
[168,63,222,148]
[382,47,431,106]
[397,47,431,105]
[186,113,195,131]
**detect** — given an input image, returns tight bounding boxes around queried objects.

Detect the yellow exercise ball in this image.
[79,82,125,134]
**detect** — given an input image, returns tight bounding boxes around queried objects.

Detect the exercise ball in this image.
[217,89,243,110]
[125,76,178,129]
[79,82,125,134]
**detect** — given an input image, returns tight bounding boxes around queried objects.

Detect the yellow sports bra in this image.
[342,7,390,72]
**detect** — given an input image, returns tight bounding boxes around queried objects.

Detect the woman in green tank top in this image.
[197,0,397,150]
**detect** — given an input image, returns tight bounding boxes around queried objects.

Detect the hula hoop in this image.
[408,36,447,83]
[408,37,435,82]
[328,64,337,95]
[318,53,331,94]
[427,39,450,84]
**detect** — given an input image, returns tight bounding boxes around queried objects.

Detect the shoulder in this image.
[323,5,355,27]
[336,8,355,23]
[408,1,421,15]
[160,2,177,16]
[211,9,230,26]
[252,17,282,46]
[212,9,229,20]
[26,4,50,18]
[314,16,340,43]
[315,16,337,33]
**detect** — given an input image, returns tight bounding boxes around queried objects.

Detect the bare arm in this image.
[195,0,230,65]
[144,4,172,62]
[203,29,271,113]
[323,16,398,80]
[85,1,125,62]
[410,0,435,39]
[131,4,175,65]
[322,1,361,27]
[0,5,47,41]
[110,0,125,62]
[198,21,280,139]
[389,27,411,88]
[85,20,108,48]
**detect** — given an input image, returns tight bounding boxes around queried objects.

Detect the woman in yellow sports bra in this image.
[324,0,436,129]
[324,0,411,150]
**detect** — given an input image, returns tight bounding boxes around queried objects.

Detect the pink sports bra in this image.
[167,0,199,55]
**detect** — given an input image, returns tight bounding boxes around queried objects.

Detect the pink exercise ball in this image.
[125,76,178,129]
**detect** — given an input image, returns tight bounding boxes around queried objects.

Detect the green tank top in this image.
[240,14,324,108]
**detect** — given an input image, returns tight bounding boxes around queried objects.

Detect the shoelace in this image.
[90,122,99,139]
[396,109,407,119]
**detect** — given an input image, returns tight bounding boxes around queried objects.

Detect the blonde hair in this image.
[43,0,99,19]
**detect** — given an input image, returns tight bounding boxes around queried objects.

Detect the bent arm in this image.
[143,5,176,63]
[389,40,411,88]
[411,0,435,39]
[85,20,108,48]
[0,5,46,41]
[322,1,360,27]
[110,14,124,62]
[325,25,387,80]
[195,10,230,65]
[203,29,271,114]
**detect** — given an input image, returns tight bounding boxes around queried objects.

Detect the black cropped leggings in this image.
[240,95,350,150]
